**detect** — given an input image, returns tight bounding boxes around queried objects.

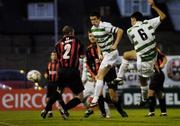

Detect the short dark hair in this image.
[51,50,56,54]
[131,12,144,21]
[62,25,74,35]
[89,11,101,19]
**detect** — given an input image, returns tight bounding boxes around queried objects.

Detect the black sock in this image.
[45,93,59,111]
[98,95,106,115]
[66,97,81,110]
[112,98,124,113]
[58,94,67,111]
[148,96,156,113]
[158,98,166,113]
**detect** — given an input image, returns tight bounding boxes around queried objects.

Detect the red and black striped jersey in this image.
[45,60,59,82]
[55,36,84,69]
[86,43,100,76]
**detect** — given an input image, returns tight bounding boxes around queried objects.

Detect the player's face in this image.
[90,16,100,27]
[88,32,96,43]
[51,52,57,61]
[131,17,136,26]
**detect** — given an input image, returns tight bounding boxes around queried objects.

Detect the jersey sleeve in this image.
[81,57,87,82]
[147,16,161,30]
[127,29,134,44]
[103,22,119,34]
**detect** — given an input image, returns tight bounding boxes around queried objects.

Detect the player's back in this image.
[55,36,83,69]
[127,21,157,62]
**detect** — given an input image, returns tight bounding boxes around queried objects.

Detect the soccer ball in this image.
[27,70,41,82]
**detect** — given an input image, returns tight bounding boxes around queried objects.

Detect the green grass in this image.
[0,109,180,126]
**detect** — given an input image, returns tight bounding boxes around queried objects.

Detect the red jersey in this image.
[86,43,100,76]
[55,36,84,69]
[45,60,59,82]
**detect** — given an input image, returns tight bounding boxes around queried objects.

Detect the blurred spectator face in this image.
[88,32,96,43]
[90,16,100,27]
[51,52,57,61]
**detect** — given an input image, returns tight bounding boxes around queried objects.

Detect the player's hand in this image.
[110,44,117,52]
[160,64,165,69]
[82,79,87,84]
[147,0,155,7]
[98,54,103,61]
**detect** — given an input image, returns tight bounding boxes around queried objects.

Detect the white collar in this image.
[134,21,142,27]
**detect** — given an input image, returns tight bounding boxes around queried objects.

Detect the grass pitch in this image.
[0,109,179,126]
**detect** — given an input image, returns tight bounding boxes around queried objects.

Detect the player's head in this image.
[89,11,101,27]
[62,25,75,36]
[50,51,57,61]
[130,12,144,26]
[88,31,96,44]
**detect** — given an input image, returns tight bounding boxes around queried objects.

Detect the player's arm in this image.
[81,57,87,83]
[111,28,124,51]
[148,0,166,22]
[157,49,167,68]
[160,55,167,69]
[156,48,167,69]
[96,42,103,60]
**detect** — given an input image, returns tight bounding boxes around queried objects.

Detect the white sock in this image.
[117,58,129,78]
[48,111,52,114]
[104,102,110,116]
[91,80,104,103]
[140,86,148,101]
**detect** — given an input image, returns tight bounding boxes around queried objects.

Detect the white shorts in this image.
[83,81,95,98]
[137,56,156,78]
[100,50,121,69]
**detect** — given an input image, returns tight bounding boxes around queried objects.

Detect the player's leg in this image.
[137,57,156,106]
[138,76,149,106]
[56,88,69,119]
[106,68,128,117]
[41,91,60,119]
[65,92,83,110]
[59,68,84,111]
[98,95,106,117]
[83,81,95,117]
[115,50,136,85]
[156,71,167,116]
[90,50,121,107]
[45,85,53,118]
[108,88,128,117]
[145,89,156,117]
[157,91,167,116]
[90,65,111,106]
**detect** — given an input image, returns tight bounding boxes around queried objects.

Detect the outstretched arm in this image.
[148,0,166,21]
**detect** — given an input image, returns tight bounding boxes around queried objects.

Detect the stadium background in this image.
[0,0,180,121]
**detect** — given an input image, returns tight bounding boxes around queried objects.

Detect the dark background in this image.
[0,0,179,73]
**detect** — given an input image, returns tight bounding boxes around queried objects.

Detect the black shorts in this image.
[149,70,165,92]
[46,82,58,98]
[104,67,117,82]
[58,68,84,95]
[104,67,117,90]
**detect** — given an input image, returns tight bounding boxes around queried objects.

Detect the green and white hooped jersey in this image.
[127,17,161,62]
[91,21,118,53]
